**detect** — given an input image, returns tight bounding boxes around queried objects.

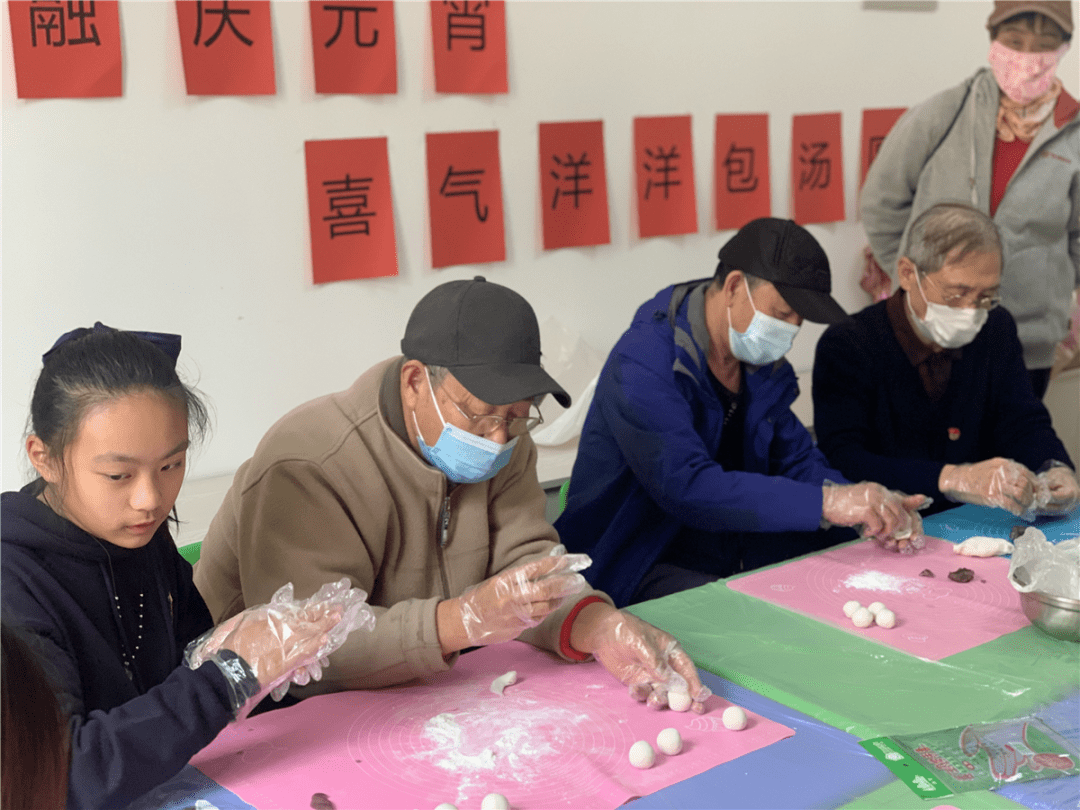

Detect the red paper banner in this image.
[714,113,771,232]
[791,113,845,225]
[309,0,397,94]
[859,107,907,189]
[305,137,398,284]
[539,120,611,250]
[633,115,698,238]
[430,0,507,94]
[176,0,276,96]
[8,0,122,98]
[425,130,506,269]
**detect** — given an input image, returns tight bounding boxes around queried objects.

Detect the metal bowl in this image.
[1018,589,1080,643]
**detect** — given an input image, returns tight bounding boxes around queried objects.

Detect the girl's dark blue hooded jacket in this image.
[1,484,238,810]
[555,281,845,607]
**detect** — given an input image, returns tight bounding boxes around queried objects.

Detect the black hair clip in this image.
[42,321,182,366]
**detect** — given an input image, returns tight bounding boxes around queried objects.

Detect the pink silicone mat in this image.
[726,537,1029,660]
[192,642,794,809]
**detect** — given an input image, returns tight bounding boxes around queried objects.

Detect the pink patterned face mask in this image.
[989,40,1069,105]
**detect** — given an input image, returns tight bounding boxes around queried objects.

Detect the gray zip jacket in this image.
[861,67,1080,370]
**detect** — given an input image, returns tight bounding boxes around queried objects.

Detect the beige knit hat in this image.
[986,1,1074,36]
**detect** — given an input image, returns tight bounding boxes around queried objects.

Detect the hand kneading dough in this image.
[866,601,886,616]
[656,727,683,755]
[843,600,862,617]
[481,794,510,810]
[851,607,874,628]
[722,706,748,730]
[875,608,897,629]
[629,740,656,768]
[953,536,1014,557]
[667,690,692,712]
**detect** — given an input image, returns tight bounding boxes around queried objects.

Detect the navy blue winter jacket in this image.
[1,486,240,810]
[555,281,844,607]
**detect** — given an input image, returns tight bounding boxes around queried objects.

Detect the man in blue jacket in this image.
[556,218,928,607]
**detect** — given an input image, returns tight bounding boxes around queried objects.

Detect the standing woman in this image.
[861,1,1078,398]
[1,324,355,810]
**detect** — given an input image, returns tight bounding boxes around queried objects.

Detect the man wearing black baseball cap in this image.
[197,277,709,712]
[556,219,928,607]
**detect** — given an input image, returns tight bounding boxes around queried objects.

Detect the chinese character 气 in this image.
[322,3,378,48]
[642,145,681,201]
[323,174,376,238]
[439,166,489,222]
[798,141,831,190]
[723,143,759,193]
[444,0,487,51]
[194,0,253,47]
[30,1,101,47]
[550,153,592,210]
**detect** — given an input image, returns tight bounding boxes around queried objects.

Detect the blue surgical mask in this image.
[413,372,518,484]
[727,276,800,366]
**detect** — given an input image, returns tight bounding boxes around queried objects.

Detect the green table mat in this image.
[839,778,1025,810]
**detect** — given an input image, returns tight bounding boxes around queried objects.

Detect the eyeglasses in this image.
[920,273,1001,311]
[444,395,544,438]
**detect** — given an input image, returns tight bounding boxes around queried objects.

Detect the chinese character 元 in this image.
[723,143,759,193]
[323,174,376,238]
[322,3,378,48]
[194,0,253,47]
[642,145,681,201]
[798,141,831,190]
[439,166,489,222]
[30,1,100,47]
[550,153,592,210]
[444,0,487,51]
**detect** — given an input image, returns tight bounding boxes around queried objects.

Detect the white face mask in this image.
[908,271,988,349]
[727,276,800,366]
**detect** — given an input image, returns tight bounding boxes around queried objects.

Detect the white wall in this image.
[4,0,1079,492]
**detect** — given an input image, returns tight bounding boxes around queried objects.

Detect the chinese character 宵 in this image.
[443,0,487,51]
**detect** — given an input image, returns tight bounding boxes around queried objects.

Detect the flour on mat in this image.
[841,570,926,594]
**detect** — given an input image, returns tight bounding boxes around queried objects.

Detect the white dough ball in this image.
[842,600,862,617]
[629,740,656,769]
[722,706,748,731]
[667,690,692,712]
[434,804,458,810]
[851,607,874,628]
[656,727,683,755]
[480,794,510,810]
[875,608,897,629]
[866,601,886,616]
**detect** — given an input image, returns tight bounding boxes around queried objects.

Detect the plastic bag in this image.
[1008,529,1079,600]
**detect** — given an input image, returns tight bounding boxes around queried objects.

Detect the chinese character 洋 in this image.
[642,145,681,201]
[444,0,487,51]
[30,1,100,47]
[798,141,831,190]
[723,143,759,193]
[550,153,592,210]
[322,3,378,48]
[439,166,489,222]
[194,0,253,47]
[323,175,376,238]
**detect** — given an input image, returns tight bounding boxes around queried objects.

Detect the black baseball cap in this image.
[401,276,571,408]
[715,218,849,324]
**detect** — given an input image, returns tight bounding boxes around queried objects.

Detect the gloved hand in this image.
[939,458,1038,517]
[454,546,591,646]
[571,607,711,713]
[186,578,375,715]
[821,481,927,540]
[1036,462,1080,516]
[873,500,931,555]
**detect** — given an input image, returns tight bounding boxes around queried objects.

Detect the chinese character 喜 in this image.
[798,141,831,190]
[322,3,379,48]
[444,0,487,51]
[194,0,253,47]
[323,174,376,238]
[724,143,759,193]
[30,1,100,47]
[439,166,489,222]
[643,145,681,201]
[550,153,592,210]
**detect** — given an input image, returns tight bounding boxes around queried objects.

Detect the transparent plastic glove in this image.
[185,578,375,717]
[576,609,711,713]
[939,458,1038,517]
[821,481,927,540]
[870,494,933,555]
[1035,462,1080,516]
